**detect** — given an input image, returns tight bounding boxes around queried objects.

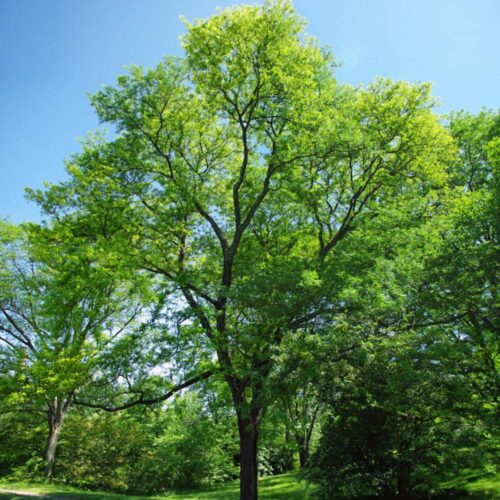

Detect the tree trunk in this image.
[295,402,319,469]
[44,398,68,479]
[222,352,268,499]
[238,413,259,500]
[297,436,309,469]
[396,460,411,499]
[229,377,262,500]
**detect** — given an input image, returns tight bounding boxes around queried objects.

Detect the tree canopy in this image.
[0,2,498,499]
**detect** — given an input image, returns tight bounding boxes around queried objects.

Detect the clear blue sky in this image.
[1,0,499,222]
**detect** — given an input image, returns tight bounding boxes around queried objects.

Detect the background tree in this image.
[0,221,149,478]
[415,110,499,400]
[308,331,487,499]
[306,109,499,498]
[268,331,328,470]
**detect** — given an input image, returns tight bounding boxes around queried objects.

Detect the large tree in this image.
[31,1,454,497]
[421,110,499,399]
[306,109,499,498]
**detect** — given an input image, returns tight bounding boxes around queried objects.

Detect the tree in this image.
[419,110,499,400]
[307,110,499,498]
[31,2,454,497]
[308,332,487,499]
[0,221,147,478]
[269,331,328,469]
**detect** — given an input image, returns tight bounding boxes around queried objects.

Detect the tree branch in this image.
[74,369,216,412]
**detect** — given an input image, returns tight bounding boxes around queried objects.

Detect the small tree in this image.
[0,221,146,478]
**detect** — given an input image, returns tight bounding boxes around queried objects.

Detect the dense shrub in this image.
[0,393,239,494]
[0,410,45,478]
[56,394,238,493]
[307,336,493,498]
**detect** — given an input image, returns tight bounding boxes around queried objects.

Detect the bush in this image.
[54,393,239,493]
[307,336,493,498]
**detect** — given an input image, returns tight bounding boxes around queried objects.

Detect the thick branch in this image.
[193,201,228,254]
[74,369,216,412]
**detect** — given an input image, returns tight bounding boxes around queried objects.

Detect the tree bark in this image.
[228,377,263,500]
[297,436,309,469]
[396,460,411,499]
[44,398,68,479]
[237,411,259,500]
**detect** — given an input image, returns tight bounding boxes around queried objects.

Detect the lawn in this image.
[0,472,317,499]
[437,470,500,498]
[1,470,498,499]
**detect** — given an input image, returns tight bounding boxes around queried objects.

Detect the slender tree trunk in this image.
[44,397,68,479]
[297,436,309,469]
[294,402,319,469]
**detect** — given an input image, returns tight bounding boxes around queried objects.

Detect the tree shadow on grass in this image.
[169,474,317,499]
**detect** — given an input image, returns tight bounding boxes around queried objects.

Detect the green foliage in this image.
[58,394,238,493]
[306,108,499,498]
[311,335,493,497]
[0,411,44,478]
[0,393,238,494]
[0,220,149,402]
[1,1,498,497]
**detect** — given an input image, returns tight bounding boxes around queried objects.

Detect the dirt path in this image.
[0,489,46,497]
[0,489,70,499]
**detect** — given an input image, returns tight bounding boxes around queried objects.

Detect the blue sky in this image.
[1,0,499,222]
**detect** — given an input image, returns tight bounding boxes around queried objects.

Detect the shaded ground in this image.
[0,491,43,499]
[0,473,317,499]
[1,470,498,499]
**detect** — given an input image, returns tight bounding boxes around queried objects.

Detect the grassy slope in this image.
[1,470,498,499]
[438,470,500,498]
[0,473,317,499]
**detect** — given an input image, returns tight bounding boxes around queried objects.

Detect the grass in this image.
[1,470,498,499]
[0,472,317,499]
[437,469,500,498]
[163,473,317,499]
[465,475,500,497]
[0,480,137,499]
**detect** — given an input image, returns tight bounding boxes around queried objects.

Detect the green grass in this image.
[438,470,500,498]
[0,480,141,499]
[0,472,317,499]
[465,475,500,497]
[1,470,498,499]
[163,473,317,499]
